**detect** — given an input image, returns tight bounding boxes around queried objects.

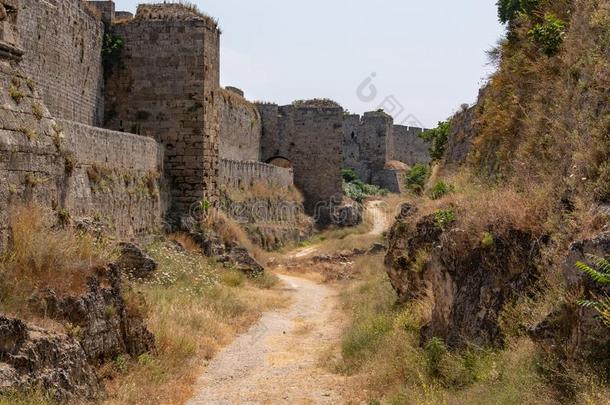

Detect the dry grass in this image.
[168,232,200,253]
[0,205,114,321]
[202,208,269,265]
[103,243,288,404]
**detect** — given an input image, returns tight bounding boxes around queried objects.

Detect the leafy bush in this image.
[528,14,567,56]
[420,121,451,161]
[428,181,453,200]
[434,209,456,231]
[342,168,359,183]
[102,33,124,77]
[342,170,389,202]
[404,164,429,194]
[576,255,610,327]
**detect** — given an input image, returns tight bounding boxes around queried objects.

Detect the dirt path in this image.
[187,274,348,404]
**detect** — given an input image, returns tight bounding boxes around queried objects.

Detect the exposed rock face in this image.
[385,207,543,348]
[0,316,100,400]
[115,242,158,279]
[35,265,155,364]
[530,233,610,368]
[331,200,363,227]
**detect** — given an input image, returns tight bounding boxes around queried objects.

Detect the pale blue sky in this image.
[113,1,505,127]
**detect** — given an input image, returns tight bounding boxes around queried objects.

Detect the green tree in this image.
[420,121,450,161]
[404,164,429,195]
[497,0,540,24]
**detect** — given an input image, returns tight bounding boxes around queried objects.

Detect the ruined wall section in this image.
[18,0,104,126]
[258,102,343,225]
[219,159,293,190]
[218,88,261,161]
[388,125,431,166]
[105,4,220,217]
[0,63,164,250]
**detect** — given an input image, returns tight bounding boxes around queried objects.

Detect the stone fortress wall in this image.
[219,159,293,191]
[342,112,431,193]
[388,125,431,167]
[218,87,261,162]
[257,101,344,225]
[0,62,163,250]
[18,0,104,126]
[1,0,433,246]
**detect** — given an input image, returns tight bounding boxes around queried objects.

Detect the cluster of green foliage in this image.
[404,164,429,194]
[420,120,451,161]
[102,33,124,77]
[576,255,610,327]
[528,14,567,56]
[496,0,540,24]
[434,209,456,231]
[428,180,454,200]
[341,169,388,203]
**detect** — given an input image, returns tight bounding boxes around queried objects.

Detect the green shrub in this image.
[405,164,429,194]
[481,232,495,248]
[420,121,451,161]
[434,209,456,231]
[528,14,567,56]
[428,181,453,200]
[342,170,388,202]
[425,337,448,377]
[342,168,359,183]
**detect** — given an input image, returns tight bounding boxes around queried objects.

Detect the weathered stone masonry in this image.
[258,102,344,225]
[0,0,164,249]
[18,0,104,126]
[342,112,431,193]
[105,4,221,215]
[219,159,293,191]
[218,88,261,162]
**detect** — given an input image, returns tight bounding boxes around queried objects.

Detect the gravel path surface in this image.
[187,274,348,405]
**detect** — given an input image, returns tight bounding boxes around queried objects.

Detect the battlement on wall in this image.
[134,3,218,28]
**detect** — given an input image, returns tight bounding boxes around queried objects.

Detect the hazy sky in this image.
[114,1,505,128]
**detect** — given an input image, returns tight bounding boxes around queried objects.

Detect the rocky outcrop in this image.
[331,200,363,228]
[225,246,264,277]
[115,242,158,279]
[530,233,610,368]
[0,316,100,400]
[34,265,155,364]
[385,205,543,348]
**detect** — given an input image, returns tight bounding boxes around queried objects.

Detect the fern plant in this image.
[576,255,610,327]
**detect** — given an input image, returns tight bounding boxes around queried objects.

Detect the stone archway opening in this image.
[265,156,293,169]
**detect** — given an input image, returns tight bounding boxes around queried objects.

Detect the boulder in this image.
[0,316,100,400]
[227,246,264,277]
[115,242,157,279]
